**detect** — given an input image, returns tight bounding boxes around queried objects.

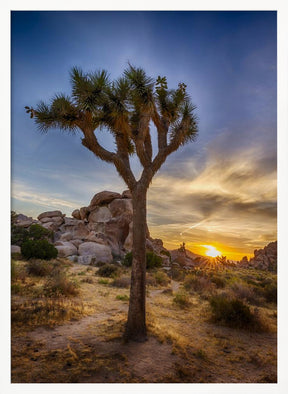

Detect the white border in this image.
[2,2,288,393]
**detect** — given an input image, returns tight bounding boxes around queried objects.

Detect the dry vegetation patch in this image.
[11,259,277,383]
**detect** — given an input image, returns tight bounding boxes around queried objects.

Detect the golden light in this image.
[203,245,221,258]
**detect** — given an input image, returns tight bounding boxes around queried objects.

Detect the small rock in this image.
[37,210,63,221]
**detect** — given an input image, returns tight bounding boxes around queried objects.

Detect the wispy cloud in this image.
[11,180,81,215]
[147,130,277,258]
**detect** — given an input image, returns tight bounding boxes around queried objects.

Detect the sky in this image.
[11,11,277,260]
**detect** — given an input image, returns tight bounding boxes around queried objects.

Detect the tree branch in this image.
[133,113,152,168]
[82,128,136,189]
[150,123,187,180]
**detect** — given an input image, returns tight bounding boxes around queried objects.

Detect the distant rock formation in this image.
[239,241,277,271]
[170,243,210,269]
[12,190,169,266]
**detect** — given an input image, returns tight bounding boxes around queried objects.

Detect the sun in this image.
[203,245,221,258]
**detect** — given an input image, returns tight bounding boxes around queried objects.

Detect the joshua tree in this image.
[26,65,198,341]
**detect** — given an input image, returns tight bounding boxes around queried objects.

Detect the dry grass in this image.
[11,259,277,383]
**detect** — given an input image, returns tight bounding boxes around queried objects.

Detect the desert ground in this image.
[11,258,277,383]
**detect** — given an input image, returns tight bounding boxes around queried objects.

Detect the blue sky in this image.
[11,11,277,259]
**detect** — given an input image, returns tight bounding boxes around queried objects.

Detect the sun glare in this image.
[203,245,221,258]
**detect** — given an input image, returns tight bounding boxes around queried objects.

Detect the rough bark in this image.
[124,185,148,342]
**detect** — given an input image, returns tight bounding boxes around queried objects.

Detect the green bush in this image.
[11,226,29,246]
[153,270,170,286]
[209,294,262,330]
[21,239,58,260]
[97,264,119,278]
[146,252,162,269]
[123,251,162,269]
[28,224,54,241]
[173,291,190,308]
[123,252,133,267]
[116,294,129,301]
[11,223,54,247]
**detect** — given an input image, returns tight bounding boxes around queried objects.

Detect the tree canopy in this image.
[26,64,198,190]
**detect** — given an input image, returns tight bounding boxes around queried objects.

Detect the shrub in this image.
[146,252,162,269]
[173,291,190,308]
[153,270,170,286]
[97,264,119,278]
[122,251,162,269]
[261,283,277,303]
[26,259,54,277]
[169,265,185,281]
[122,252,133,267]
[210,274,226,289]
[21,239,58,260]
[98,278,109,285]
[11,226,29,246]
[116,294,129,301]
[111,276,131,288]
[184,274,214,294]
[28,224,54,241]
[231,282,259,303]
[81,277,94,284]
[44,271,79,297]
[209,294,265,330]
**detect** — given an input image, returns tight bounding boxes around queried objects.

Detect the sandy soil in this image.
[11,264,277,383]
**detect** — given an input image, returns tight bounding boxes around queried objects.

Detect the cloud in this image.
[11,180,81,216]
[147,129,277,257]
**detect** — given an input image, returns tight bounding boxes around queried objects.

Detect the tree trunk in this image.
[124,185,148,342]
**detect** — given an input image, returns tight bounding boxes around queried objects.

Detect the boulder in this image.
[59,232,73,242]
[243,241,277,271]
[84,231,107,244]
[87,222,106,233]
[54,241,78,257]
[71,209,81,220]
[61,220,89,239]
[70,239,83,248]
[63,217,81,226]
[78,242,113,264]
[39,216,64,226]
[122,189,132,199]
[38,210,63,221]
[123,222,133,251]
[11,245,21,254]
[88,206,112,223]
[41,222,55,231]
[79,207,89,221]
[88,191,121,210]
[105,215,132,255]
[15,219,34,228]
[108,198,133,217]
[78,255,97,265]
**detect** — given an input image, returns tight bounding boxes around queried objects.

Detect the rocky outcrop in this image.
[88,191,122,210]
[239,241,277,271]
[13,214,35,228]
[12,190,169,266]
[37,210,65,231]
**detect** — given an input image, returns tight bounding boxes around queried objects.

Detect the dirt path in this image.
[23,303,179,383]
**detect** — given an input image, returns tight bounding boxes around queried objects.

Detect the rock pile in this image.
[12,190,169,266]
[239,241,277,271]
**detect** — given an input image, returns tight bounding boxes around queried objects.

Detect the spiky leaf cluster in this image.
[27,64,198,185]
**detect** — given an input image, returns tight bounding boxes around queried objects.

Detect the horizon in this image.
[11,11,277,261]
